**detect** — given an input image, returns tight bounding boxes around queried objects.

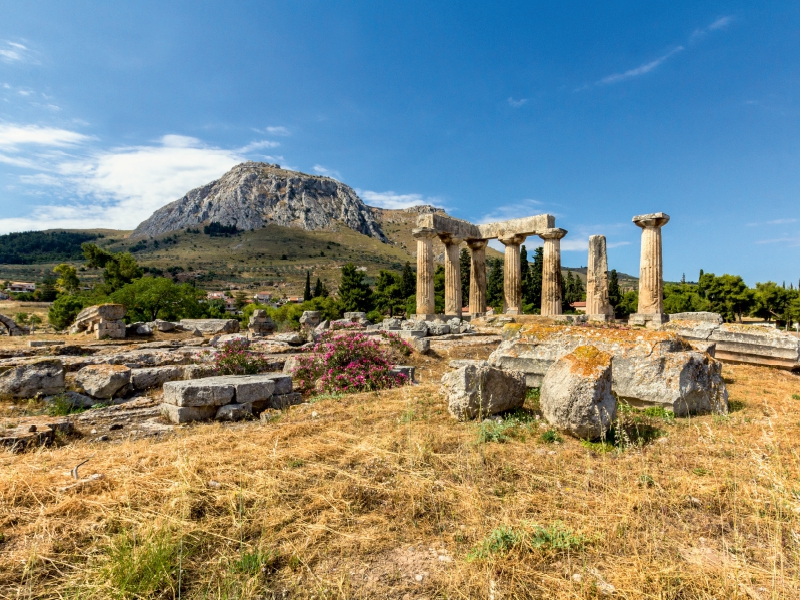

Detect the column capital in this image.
[632,213,670,228]
[498,233,526,246]
[538,227,567,240]
[466,238,489,250]
[412,227,438,239]
[438,233,463,246]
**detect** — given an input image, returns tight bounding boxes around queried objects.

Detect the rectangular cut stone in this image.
[477,214,555,239]
[396,329,427,339]
[75,304,126,322]
[179,319,240,334]
[258,373,293,395]
[217,375,276,404]
[131,366,186,390]
[269,392,303,409]
[416,213,481,239]
[160,403,217,423]
[28,340,66,347]
[162,379,235,407]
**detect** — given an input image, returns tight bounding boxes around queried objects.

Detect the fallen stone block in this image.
[0,358,65,398]
[427,323,450,336]
[344,312,367,321]
[274,332,304,346]
[267,392,303,410]
[210,333,250,347]
[136,324,154,336]
[75,364,132,399]
[43,391,95,409]
[412,337,430,354]
[215,402,253,421]
[390,365,415,381]
[28,340,65,348]
[442,363,527,421]
[162,379,235,407]
[131,365,186,390]
[160,403,217,424]
[259,373,293,395]
[0,416,74,451]
[540,346,616,440]
[215,375,275,404]
[180,319,240,335]
[153,319,176,332]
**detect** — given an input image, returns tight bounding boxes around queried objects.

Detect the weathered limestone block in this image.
[248,309,276,335]
[131,365,186,390]
[162,379,235,407]
[210,333,249,347]
[0,359,65,398]
[488,323,728,415]
[28,340,65,348]
[668,312,723,324]
[540,346,616,440]
[442,363,527,421]
[344,312,367,321]
[266,392,303,410]
[1,416,74,451]
[160,403,217,424]
[412,337,430,354]
[215,375,276,404]
[299,311,321,328]
[71,304,126,339]
[153,319,177,332]
[43,391,95,409]
[215,403,253,421]
[180,319,240,335]
[75,364,132,399]
[274,332,304,346]
[381,317,403,330]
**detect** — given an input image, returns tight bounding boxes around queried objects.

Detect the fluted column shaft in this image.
[539,228,567,316]
[499,234,526,315]
[467,239,488,316]
[586,234,613,317]
[413,227,437,317]
[442,235,463,317]
[633,213,670,315]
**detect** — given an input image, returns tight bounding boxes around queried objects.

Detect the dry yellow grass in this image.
[1,356,799,599]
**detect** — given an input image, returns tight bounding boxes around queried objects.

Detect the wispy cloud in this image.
[265,126,290,136]
[0,40,37,64]
[312,164,341,180]
[599,46,684,85]
[357,189,441,210]
[237,139,280,153]
[507,97,527,108]
[691,15,734,40]
[747,218,797,227]
[755,236,800,247]
[479,199,545,224]
[0,124,92,149]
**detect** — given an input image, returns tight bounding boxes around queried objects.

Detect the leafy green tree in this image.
[109,277,205,323]
[663,283,710,315]
[608,269,621,309]
[433,264,445,314]
[234,291,250,310]
[304,271,312,302]
[400,261,415,299]
[562,271,585,312]
[203,298,230,319]
[27,314,42,332]
[615,290,639,318]
[35,275,58,302]
[54,264,80,294]
[526,246,543,311]
[48,294,88,330]
[13,312,29,326]
[373,270,406,317]
[752,281,792,323]
[703,274,753,322]
[82,243,143,292]
[337,263,373,313]
[486,258,504,312]
[520,245,532,309]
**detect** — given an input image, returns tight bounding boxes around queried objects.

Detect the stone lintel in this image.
[632,212,670,228]
[417,212,555,241]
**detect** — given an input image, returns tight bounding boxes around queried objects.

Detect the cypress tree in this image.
[529,246,543,309]
[337,263,373,312]
[608,269,621,308]
[400,261,415,298]
[486,258,504,311]
[313,277,328,298]
[460,247,471,306]
[520,245,532,306]
[303,271,312,302]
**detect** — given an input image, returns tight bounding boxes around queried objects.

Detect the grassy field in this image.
[1,347,799,598]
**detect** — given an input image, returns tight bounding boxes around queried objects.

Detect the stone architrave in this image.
[539,228,567,316]
[585,235,613,321]
[441,234,463,317]
[467,239,488,317]
[499,233,526,315]
[413,227,437,319]
[630,213,670,326]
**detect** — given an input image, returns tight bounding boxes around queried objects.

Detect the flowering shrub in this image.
[382,331,413,358]
[292,331,408,394]
[207,339,271,375]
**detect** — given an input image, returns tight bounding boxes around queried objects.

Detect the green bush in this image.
[48,294,89,330]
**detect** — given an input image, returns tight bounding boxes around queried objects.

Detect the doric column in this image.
[441,234,463,317]
[586,234,613,320]
[538,228,567,316]
[499,233,526,315]
[467,239,488,317]
[412,227,437,318]
[632,213,670,319]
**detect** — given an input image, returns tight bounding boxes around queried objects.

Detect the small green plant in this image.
[101,527,184,597]
[467,525,523,560]
[525,387,541,411]
[46,394,84,416]
[232,549,279,575]
[539,430,562,444]
[287,459,304,468]
[399,408,415,423]
[728,400,746,412]
[309,392,344,403]
[639,474,655,488]
[692,467,710,476]
[526,521,587,551]
[467,521,586,560]
[792,394,800,401]
[642,406,675,421]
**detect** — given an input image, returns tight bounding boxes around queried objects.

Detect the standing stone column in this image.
[467,239,488,317]
[441,235,463,318]
[412,227,437,319]
[630,213,670,326]
[586,235,613,321]
[538,228,567,316]
[499,234,526,315]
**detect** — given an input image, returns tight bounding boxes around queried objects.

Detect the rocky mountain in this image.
[131,162,387,241]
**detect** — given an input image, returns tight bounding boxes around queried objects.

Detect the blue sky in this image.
[1,1,798,284]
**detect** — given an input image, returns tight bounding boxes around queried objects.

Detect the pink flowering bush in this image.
[292,331,409,394]
[207,339,271,375]
[382,331,413,357]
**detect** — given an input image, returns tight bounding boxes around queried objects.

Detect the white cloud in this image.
[237,140,280,153]
[0,124,91,149]
[478,199,545,224]
[357,189,440,210]
[265,126,290,136]
[599,46,684,85]
[507,97,527,108]
[692,15,735,40]
[747,218,797,227]
[312,164,341,180]
[0,40,36,64]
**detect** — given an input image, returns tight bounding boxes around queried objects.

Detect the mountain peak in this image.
[131,162,387,241]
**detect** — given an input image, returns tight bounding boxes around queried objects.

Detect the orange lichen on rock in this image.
[564,345,612,377]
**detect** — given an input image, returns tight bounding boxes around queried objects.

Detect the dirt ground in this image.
[1,339,800,599]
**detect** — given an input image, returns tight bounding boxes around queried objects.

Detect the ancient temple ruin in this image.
[412,212,563,318]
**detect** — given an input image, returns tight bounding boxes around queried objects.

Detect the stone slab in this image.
[162,379,235,407]
[160,403,217,424]
[28,340,66,348]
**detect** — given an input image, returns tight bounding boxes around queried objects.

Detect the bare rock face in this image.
[442,363,527,421]
[131,162,387,241]
[540,346,616,440]
[0,359,65,398]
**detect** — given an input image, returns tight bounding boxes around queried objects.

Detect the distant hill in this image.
[131,162,387,242]
[0,230,100,265]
